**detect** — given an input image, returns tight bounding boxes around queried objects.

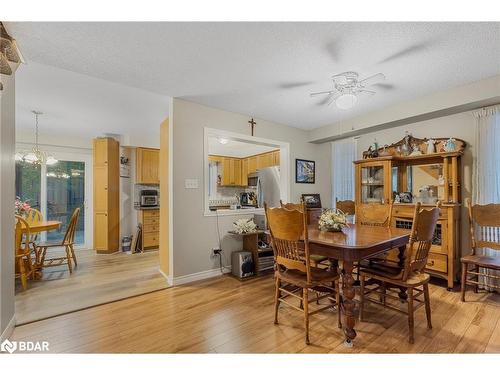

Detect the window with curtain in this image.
[331,138,357,207]
[472,104,500,290]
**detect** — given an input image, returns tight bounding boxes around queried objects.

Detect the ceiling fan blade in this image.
[310,90,335,97]
[356,89,376,98]
[359,73,385,86]
[371,83,394,90]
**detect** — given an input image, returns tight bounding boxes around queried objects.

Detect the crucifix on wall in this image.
[248,117,257,136]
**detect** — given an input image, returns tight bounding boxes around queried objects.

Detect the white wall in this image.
[354,111,475,257]
[0,73,16,339]
[171,98,331,278]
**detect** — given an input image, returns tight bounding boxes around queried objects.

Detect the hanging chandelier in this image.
[15,111,58,165]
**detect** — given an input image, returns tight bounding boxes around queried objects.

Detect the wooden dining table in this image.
[308,223,410,347]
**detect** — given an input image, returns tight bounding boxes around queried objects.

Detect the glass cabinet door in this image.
[360,165,385,204]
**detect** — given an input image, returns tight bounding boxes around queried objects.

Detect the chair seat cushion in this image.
[277,267,339,287]
[461,254,500,270]
[310,254,328,264]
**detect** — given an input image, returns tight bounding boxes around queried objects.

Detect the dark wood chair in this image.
[335,198,355,215]
[461,199,500,301]
[359,202,440,344]
[265,202,341,344]
[37,207,80,273]
[15,216,35,290]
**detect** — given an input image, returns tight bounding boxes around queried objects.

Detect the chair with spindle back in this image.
[15,216,35,290]
[24,208,43,252]
[37,207,80,273]
[265,202,341,344]
[359,202,440,343]
[279,200,329,268]
[357,202,393,227]
[335,198,355,215]
[461,199,500,301]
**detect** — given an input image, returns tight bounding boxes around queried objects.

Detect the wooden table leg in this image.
[397,245,408,301]
[341,260,357,347]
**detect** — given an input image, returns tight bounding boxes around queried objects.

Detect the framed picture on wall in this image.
[295,159,315,184]
[301,194,322,209]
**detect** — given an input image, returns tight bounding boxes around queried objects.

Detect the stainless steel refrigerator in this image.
[257,166,280,208]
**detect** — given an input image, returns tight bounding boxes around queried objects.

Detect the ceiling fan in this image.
[310,71,386,109]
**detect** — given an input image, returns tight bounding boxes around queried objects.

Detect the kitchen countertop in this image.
[134,205,160,210]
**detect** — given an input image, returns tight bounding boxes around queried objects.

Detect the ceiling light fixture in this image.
[335,93,358,110]
[217,137,230,145]
[15,111,58,166]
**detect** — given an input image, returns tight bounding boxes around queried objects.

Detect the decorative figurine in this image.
[379,144,390,157]
[401,133,412,156]
[444,138,457,152]
[425,138,436,154]
[410,144,422,156]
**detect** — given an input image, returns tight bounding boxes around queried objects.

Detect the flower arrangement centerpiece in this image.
[233,218,257,234]
[318,208,348,232]
[15,196,31,216]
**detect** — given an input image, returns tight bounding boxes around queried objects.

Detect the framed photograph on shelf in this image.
[295,159,315,184]
[301,194,322,209]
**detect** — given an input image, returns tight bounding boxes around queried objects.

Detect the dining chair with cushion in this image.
[37,207,80,273]
[265,202,341,345]
[15,216,35,290]
[359,202,440,343]
[335,198,355,215]
[461,199,500,301]
[279,200,328,268]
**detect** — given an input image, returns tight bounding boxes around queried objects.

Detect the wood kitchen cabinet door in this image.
[94,212,109,251]
[93,138,109,167]
[233,159,242,185]
[257,152,273,169]
[241,158,248,186]
[273,150,280,166]
[136,148,160,184]
[221,157,232,186]
[93,166,108,212]
[248,156,257,174]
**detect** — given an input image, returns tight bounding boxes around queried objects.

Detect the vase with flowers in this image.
[15,196,31,216]
[233,218,257,234]
[318,208,348,232]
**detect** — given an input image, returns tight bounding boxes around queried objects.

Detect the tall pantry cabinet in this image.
[93,138,120,254]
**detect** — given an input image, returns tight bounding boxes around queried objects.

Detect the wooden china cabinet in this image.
[354,135,466,289]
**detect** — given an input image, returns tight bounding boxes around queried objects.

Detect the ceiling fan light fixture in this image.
[335,93,357,110]
[217,137,230,145]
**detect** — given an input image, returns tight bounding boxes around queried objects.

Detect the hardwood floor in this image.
[15,248,168,324]
[11,274,500,353]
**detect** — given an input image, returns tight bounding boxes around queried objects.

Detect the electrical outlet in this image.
[212,247,222,256]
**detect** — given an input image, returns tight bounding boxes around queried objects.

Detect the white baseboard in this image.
[0,315,16,342]
[158,268,173,286]
[172,266,231,286]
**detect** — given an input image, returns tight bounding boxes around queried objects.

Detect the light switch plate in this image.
[185,179,199,189]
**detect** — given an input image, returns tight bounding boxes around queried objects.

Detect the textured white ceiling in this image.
[15,62,170,147]
[7,22,500,130]
[208,137,278,158]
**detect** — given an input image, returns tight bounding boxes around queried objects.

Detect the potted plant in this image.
[318,208,348,232]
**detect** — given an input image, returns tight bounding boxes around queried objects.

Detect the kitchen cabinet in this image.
[241,158,248,186]
[248,156,257,174]
[93,138,120,254]
[257,152,274,169]
[136,147,160,184]
[221,157,242,186]
[272,150,280,166]
[138,209,160,250]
